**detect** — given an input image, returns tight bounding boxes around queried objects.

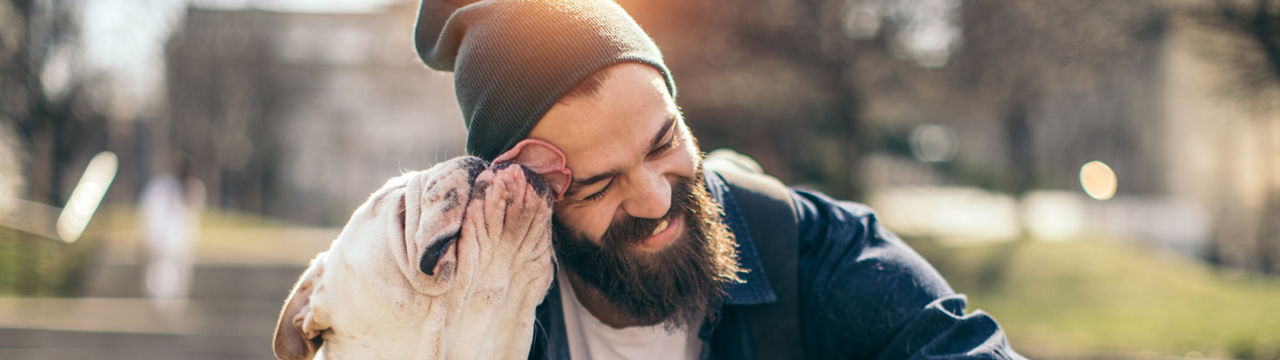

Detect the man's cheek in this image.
[674,142,699,178]
[552,207,608,245]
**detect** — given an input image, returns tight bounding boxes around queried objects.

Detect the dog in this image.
[273,141,571,360]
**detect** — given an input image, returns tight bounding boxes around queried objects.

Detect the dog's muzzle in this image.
[415,152,563,277]
[416,157,486,276]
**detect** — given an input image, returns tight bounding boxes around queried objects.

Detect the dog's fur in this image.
[273,156,559,360]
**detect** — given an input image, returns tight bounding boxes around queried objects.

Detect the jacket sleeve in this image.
[791,189,1024,360]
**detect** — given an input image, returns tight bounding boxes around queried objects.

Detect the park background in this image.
[1,0,1279,358]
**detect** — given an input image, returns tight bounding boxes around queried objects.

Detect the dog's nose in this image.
[460,156,488,183]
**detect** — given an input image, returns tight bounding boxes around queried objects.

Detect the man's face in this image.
[529,63,696,245]
[526,63,740,328]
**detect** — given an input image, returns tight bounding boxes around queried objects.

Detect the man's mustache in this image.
[599,177,692,248]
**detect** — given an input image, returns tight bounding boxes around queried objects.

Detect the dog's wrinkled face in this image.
[273,153,564,360]
[347,156,488,295]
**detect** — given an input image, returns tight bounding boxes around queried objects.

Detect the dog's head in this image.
[272,143,569,360]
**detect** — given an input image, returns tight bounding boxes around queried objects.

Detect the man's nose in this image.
[621,167,672,220]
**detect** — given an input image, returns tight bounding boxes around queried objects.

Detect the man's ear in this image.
[273,253,330,360]
[493,139,572,200]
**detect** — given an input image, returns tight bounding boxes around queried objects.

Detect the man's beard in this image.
[552,169,743,330]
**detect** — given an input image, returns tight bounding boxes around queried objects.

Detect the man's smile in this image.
[637,214,683,252]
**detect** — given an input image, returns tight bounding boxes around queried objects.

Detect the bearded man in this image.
[414,0,1024,359]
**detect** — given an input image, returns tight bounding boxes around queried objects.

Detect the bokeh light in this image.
[1079,160,1117,200]
[55,151,118,243]
[910,123,959,163]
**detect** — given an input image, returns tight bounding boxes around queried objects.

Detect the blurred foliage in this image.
[1198,0,1280,274]
[0,0,113,207]
[1195,0,1280,110]
[911,237,1280,359]
[0,227,100,296]
[619,0,1171,201]
[1194,0,1280,274]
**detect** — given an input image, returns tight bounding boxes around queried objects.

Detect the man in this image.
[414,0,1024,359]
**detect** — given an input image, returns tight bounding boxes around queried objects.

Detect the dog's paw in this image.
[438,165,555,359]
[451,164,555,317]
[465,165,554,276]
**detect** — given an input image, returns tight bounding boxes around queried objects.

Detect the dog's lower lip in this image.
[420,229,460,275]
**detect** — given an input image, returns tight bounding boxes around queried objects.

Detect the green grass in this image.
[0,226,100,296]
[911,238,1280,359]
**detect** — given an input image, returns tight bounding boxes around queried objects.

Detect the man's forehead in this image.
[534,114,678,182]
[526,65,678,183]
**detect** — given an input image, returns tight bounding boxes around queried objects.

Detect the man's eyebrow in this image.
[566,117,677,197]
[649,117,676,153]
[570,170,619,191]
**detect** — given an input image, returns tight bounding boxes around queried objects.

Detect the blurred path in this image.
[0,209,337,359]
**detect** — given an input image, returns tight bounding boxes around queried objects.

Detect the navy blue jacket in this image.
[529,169,1023,359]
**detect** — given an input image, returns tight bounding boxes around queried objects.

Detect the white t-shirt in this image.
[558,270,702,360]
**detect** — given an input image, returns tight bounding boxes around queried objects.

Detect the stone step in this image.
[0,328,271,360]
[0,297,281,359]
[0,297,282,334]
[190,264,306,301]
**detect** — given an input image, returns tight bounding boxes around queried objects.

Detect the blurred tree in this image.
[1197,0,1280,273]
[165,9,320,216]
[0,0,110,206]
[0,0,107,295]
[925,0,1164,287]
[166,11,279,214]
[617,0,854,195]
[933,0,1165,194]
[1201,0,1280,102]
[623,0,1166,201]
[628,0,1171,286]
[621,0,972,200]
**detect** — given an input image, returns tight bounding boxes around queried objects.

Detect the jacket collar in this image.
[704,169,778,306]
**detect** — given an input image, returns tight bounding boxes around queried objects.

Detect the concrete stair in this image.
[0,264,308,360]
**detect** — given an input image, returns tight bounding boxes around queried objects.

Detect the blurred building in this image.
[163,2,466,225]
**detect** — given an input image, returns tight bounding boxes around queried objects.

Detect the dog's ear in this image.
[493,139,572,200]
[273,253,330,360]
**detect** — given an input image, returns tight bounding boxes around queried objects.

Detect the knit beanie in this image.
[414,0,677,161]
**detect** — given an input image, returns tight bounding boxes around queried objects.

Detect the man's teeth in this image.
[651,219,669,236]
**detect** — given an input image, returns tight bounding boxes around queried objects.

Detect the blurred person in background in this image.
[415,0,1023,358]
[138,153,204,320]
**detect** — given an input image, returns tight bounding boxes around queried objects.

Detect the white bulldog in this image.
[273,141,571,360]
